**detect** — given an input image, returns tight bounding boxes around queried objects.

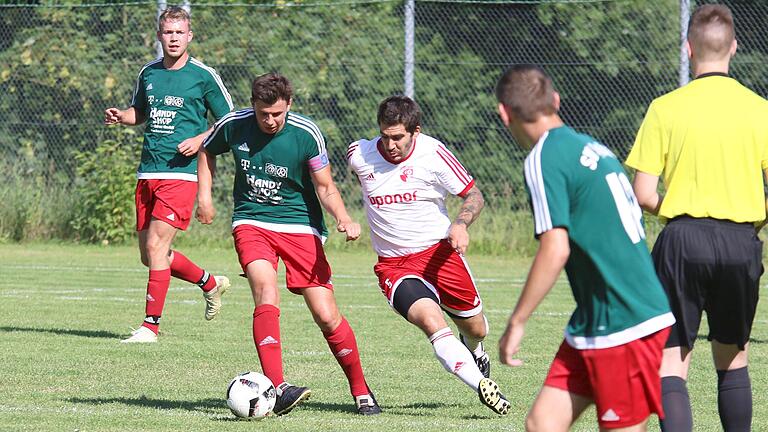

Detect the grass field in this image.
[1,243,766,431]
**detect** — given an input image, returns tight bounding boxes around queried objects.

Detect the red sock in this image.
[170,250,216,292]
[253,304,285,387]
[142,268,171,334]
[324,317,369,397]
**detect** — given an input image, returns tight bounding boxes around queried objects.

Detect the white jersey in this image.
[347,133,474,257]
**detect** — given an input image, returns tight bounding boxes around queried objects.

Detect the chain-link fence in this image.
[1,0,766,211]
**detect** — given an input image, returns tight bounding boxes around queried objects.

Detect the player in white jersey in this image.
[347,95,510,415]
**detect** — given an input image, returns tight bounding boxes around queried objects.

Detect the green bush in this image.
[0,162,73,243]
[70,128,141,244]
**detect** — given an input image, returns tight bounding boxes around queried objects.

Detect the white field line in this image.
[2,265,148,273]
[0,404,216,418]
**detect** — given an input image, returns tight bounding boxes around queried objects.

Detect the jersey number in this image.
[605,172,645,244]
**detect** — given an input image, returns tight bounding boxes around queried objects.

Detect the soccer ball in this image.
[226,371,277,419]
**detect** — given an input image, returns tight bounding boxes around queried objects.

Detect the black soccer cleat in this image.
[460,335,491,378]
[355,388,382,415]
[478,378,510,416]
[273,384,311,416]
[475,351,491,379]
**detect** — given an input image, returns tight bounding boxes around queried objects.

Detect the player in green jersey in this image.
[196,73,380,416]
[495,65,674,431]
[104,6,234,343]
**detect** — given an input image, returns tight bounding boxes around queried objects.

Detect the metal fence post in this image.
[679,0,690,86]
[155,0,167,59]
[404,0,415,99]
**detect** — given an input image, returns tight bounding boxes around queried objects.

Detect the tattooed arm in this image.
[447,185,485,254]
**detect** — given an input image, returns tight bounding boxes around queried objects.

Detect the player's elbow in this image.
[550,243,570,267]
[637,191,660,215]
[539,229,570,267]
[474,188,485,212]
[635,191,657,213]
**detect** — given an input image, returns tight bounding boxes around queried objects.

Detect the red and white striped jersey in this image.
[347,133,475,257]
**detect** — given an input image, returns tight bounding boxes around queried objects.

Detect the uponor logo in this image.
[368,191,418,207]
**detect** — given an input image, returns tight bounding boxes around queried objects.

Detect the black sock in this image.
[660,376,692,432]
[717,367,752,432]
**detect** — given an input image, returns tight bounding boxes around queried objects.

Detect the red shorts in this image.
[544,327,670,429]
[135,179,197,231]
[373,239,482,317]
[232,224,333,292]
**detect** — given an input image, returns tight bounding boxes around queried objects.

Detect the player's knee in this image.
[469,327,487,340]
[313,308,342,333]
[464,317,488,339]
[525,411,553,432]
[144,237,167,258]
[392,279,439,319]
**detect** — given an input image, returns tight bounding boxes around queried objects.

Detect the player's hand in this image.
[178,136,203,157]
[104,107,123,125]
[195,201,216,225]
[498,320,525,367]
[447,222,470,255]
[337,220,361,242]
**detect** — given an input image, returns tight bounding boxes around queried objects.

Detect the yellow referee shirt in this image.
[626,74,768,223]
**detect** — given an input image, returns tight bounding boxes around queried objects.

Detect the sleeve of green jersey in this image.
[625,102,666,176]
[202,116,232,156]
[303,131,330,172]
[203,68,234,121]
[524,144,570,237]
[130,71,146,113]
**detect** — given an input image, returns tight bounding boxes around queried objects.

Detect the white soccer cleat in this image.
[120,326,158,343]
[203,275,230,321]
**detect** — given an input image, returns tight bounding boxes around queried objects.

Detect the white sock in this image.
[460,315,488,358]
[429,327,485,391]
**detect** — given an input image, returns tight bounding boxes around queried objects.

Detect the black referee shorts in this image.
[651,216,762,350]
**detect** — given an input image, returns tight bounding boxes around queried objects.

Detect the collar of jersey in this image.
[161,55,191,71]
[694,71,730,80]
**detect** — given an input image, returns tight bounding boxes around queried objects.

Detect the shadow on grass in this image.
[695,334,765,344]
[279,400,458,417]
[373,401,461,417]
[69,396,467,418]
[67,396,223,414]
[0,326,122,339]
[301,400,355,415]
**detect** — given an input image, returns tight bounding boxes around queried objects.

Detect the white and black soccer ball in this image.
[226,371,277,419]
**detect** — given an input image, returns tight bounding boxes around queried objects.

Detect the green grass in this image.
[1,244,767,431]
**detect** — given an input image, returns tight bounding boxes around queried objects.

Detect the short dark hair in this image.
[158,6,190,31]
[251,73,293,105]
[377,96,422,133]
[688,4,735,61]
[495,64,557,122]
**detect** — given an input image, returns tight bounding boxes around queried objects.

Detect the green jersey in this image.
[524,126,674,349]
[203,110,329,237]
[131,56,233,181]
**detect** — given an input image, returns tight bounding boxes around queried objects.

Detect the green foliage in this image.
[70,128,142,244]
[0,165,73,242]
[0,126,74,242]
[1,1,767,244]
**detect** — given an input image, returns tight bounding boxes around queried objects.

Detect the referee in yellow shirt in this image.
[626,5,768,432]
